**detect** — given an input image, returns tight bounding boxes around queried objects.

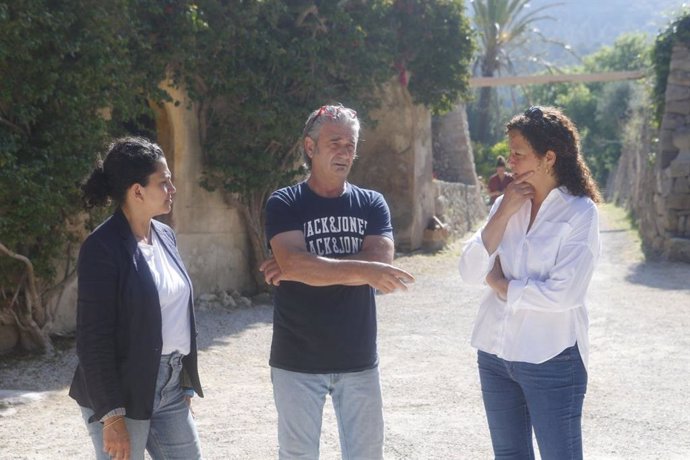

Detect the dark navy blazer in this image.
[69,209,203,422]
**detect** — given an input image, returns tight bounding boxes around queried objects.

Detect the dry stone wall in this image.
[609,43,690,261]
[434,180,487,237]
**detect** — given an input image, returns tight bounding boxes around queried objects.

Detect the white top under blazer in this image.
[138,231,191,356]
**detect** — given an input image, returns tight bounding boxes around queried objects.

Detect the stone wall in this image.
[608,43,690,261]
[151,84,253,294]
[434,180,487,237]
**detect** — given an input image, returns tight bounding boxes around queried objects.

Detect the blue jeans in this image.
[477,345,587,460]
[271,366,384,460]
[81,352,202,460]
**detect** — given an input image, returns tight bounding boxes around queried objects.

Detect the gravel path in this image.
[1,204,689,459]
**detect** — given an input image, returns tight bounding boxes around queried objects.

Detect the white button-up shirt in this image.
[459,186,600,370]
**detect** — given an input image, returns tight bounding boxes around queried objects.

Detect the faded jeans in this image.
[271,366,384,460]
[477,344,587,460]
[80,352,202,460]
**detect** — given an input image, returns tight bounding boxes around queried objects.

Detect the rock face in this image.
[350,80,436,251]
[150,84,253,294]
[608,44,690,261]
[351,82,487,251]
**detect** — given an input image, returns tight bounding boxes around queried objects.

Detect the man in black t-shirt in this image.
[261,104,415,460]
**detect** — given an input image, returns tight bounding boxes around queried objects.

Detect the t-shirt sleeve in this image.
[265,190,303,242]
[366,192,394,240]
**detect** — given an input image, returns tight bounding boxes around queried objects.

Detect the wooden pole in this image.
[469,70,647,88]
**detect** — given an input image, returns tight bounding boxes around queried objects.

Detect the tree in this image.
[526,33,652,185]
[189,0,474,288]
[1,0,475,351]
[0,0,189,352]
[469,0,559,143]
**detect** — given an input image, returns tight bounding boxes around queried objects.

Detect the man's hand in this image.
[102,416,130,460]
[365,262,415,294]
[260,257,283,286]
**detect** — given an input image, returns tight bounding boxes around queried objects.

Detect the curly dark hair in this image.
[506,106,601,203]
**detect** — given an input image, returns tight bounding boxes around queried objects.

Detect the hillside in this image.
[466,0,687,70]
[528,0,685,62]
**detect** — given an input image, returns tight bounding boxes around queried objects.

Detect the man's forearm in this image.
[342,245,392,264]
[278,251,383,286]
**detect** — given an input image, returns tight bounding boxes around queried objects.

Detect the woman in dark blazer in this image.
[69,137,203,460]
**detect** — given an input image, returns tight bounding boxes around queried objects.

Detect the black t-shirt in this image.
[265,181,393,373]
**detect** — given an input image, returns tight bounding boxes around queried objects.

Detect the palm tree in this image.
[470,0,559,143]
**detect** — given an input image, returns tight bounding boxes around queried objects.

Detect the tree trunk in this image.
[475,55,498,145]
[432,102,480,185]
[238,190,272,292]
[0,242,54,353]
[475,85,495,144]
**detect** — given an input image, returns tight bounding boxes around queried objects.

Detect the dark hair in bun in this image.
[82,137,164,209]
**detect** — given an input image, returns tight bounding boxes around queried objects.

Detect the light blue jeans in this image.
[477,344,587,460]
[81,352,202,460]
[271,366,384,460]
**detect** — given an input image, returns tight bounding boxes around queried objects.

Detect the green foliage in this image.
[473,139,508,182]
[0,0,207,285]
[0,0,155,283]
[525,33,651,186]
[194,1,394,197]
[652,8,690,124]
[390,0,474,113]
[194,0,474,199]
[467,0,559,144]
[471,0,557,75]
[0,0,475,290]
[583,33,651,73]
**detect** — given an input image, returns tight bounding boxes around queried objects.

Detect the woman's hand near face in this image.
[497,171,535,217]
[103,416,130,460]
[481,171,535,255]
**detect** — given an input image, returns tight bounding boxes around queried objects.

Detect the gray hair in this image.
[301,104,360,169]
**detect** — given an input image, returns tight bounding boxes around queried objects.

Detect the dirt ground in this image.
[1,204,689,459]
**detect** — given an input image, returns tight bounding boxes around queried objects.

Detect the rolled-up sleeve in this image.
[507,204,600,312]
[458,229,499,285]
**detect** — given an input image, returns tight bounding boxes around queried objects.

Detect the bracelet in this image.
[103,416,124,430]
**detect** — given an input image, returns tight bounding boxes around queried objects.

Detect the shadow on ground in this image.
[0,303,273,394]
[625,260,690,290]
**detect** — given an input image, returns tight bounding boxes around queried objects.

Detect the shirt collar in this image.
[545,185,573,205]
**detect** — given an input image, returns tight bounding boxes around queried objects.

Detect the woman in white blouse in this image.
[459,106,601,459]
